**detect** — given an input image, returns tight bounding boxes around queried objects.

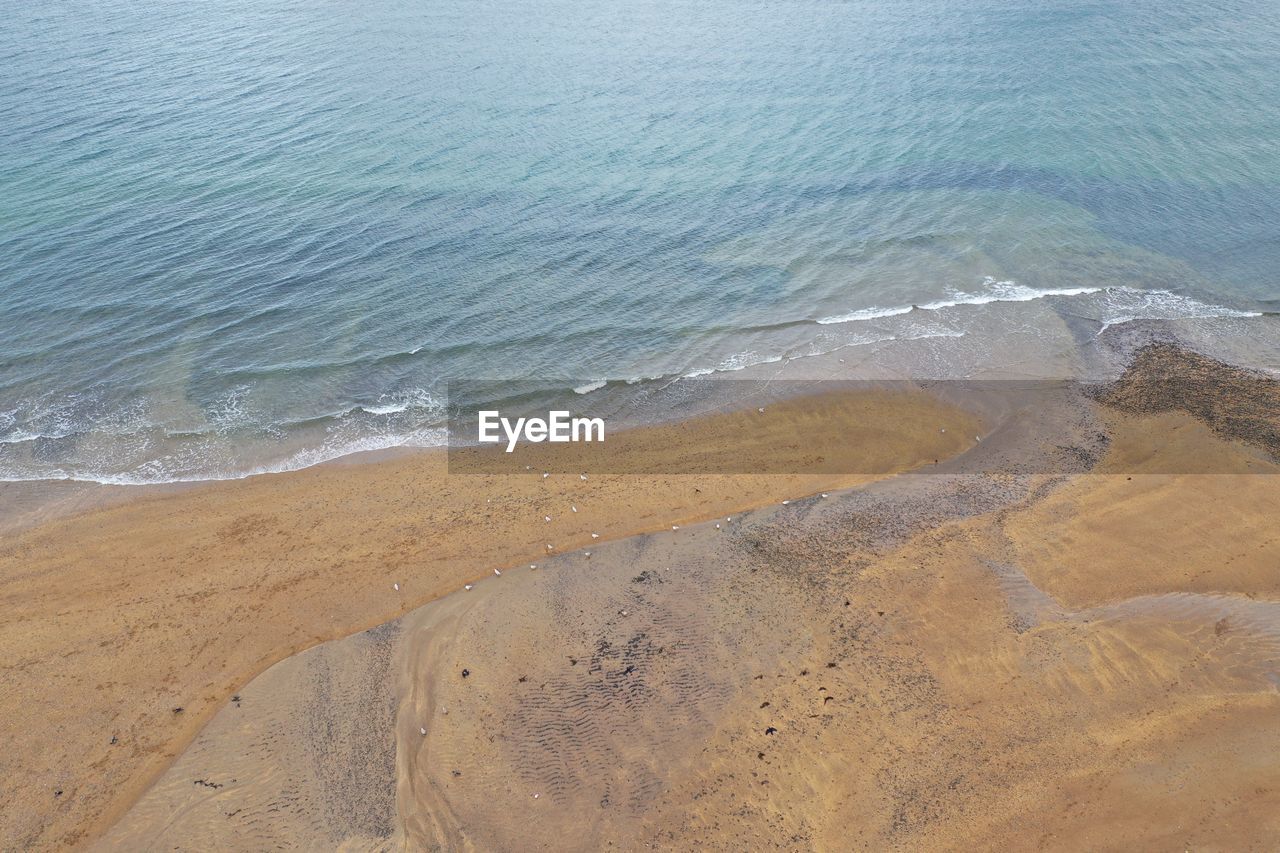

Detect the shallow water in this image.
[2,0,1278,482]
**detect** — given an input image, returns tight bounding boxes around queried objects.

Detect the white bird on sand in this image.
[393,583,400,591]
[571,505,577,513]
[530,563,537,569]
[545,515,552,522]
[464,584,473,591]
[821,493,829,498]
[672,525,679,530]
[726,517,732,522]
[546,543,554,550]
[543,472,550,478]
[591,532,600,539]
[580,473,587,480]
[715,523,720,529]
[533,793,540,799]
[494,569,501,576]
[782,500,790,505]
[420,727,426,735]
[584,551,591,557]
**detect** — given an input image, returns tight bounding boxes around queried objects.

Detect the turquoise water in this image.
[1,0,1277,482]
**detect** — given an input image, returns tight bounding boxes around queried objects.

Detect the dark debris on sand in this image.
[1091,343,1280,459]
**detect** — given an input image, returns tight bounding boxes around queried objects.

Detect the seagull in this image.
[580,473,588,480]
[758,407,765,413]
[821,493,829,498]
[530,564,537,569]
[546,543,554,550]
[672,525,679,530]
[591,532,600,539]
[533,793,540,799]
[464,584,473,591]
[545,515,552,522]
[571,505,577,513]
[543,472,550,478]
[393,583,400,591]
[584,551,591,557]
[494,569,501,576]
[782,500,790,505]
[420,727,427,736]
[715,523,720,529]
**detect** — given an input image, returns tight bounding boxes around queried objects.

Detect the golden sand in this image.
[0,388,976,850]
[93,347,1280,851]
[97,402,1280,851]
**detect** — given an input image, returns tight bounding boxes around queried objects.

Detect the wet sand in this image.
[92,344,1280,850]
[0,388,977,850]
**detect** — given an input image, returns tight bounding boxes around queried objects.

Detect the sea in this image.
[2,0,1278,484]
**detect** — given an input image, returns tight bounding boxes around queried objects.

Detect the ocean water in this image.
[1,0,1278,483]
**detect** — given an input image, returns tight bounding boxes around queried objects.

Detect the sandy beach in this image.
[6,0,1280,845]
[84,342,1280,851]
[2,343,1279,849]
[0,387,975,849]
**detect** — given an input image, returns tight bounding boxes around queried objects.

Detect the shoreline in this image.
[3,296,1274,492]
[6,309,1278,539]
[0,384,978,850]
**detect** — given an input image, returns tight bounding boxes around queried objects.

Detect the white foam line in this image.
[817,280,1103,325]
[0,428,449,486]
[573,379,607,395]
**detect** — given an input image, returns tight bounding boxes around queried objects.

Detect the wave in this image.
[572,379,607,395]
[0,282,1268,486]
[816,279,1103,325]
[1088,289,1262,331]
[669,280,1263,384]
[0,387,448,485]
[0,427,449,486]
[814,280,1261,331]
[354,388,440,416]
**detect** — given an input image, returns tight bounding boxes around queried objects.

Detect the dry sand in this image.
[88,345,1280,851]
[0,388,976,850]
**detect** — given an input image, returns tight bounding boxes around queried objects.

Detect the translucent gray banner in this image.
[444,374,1280,474]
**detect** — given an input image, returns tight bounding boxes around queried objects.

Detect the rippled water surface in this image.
[1,0,1278,481]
